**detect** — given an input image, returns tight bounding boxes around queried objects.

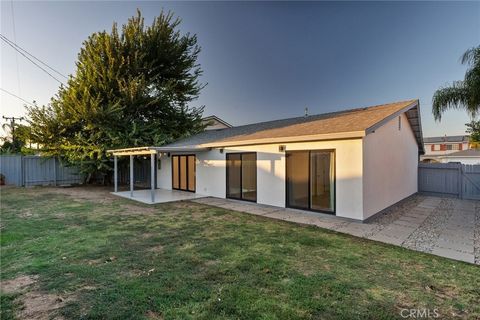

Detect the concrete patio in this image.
[113,188,206,204]
[192,195,480,264]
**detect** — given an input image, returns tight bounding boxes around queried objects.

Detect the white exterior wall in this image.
[157,139,364,220]
[157,153,172,189]
[362,113,418,219]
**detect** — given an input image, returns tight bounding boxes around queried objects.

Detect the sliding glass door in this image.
[226,153,257,202]
[286,150,335,213]
[171,155,196,192]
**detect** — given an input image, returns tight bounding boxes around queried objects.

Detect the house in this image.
[436,149,480,165]
[421,135,470,163]
[202,115,233,130]
[109,99,424,221]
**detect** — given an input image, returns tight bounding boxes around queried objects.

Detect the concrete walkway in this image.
[192,195,480,264]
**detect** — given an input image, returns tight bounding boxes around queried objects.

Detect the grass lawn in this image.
[1,187,479,319]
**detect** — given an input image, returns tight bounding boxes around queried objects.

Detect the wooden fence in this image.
[418,162,480,200]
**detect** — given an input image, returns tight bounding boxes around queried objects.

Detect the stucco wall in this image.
[157,153,172,189]
[157,139,364,220]
[362,113,418,219]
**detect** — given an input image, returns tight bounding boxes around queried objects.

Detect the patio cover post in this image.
[130,155,134,197]
[114,155,118,193]
[150,153,155,203]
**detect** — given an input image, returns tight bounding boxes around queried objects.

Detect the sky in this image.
[1,1,479,138]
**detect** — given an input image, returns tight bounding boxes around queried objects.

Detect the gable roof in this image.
[160,99,423,152]
[202,115,233,129]
[423,135,469,143]
[441,149,480,157]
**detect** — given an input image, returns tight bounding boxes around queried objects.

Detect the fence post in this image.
[130,155,134,197]
[53,157,57,186]
[458,164,463,199]
[114,155,118,193]
[20,155,24,187]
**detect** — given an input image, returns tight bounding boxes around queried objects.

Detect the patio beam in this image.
[150,153,155,203]
[130,155,134,197]
[112,150,157,156]
[114,155,118,193]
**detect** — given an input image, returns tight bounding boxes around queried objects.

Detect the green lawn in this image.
[1,187,479,319]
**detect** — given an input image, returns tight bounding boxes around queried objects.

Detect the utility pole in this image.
[2,115,24,142]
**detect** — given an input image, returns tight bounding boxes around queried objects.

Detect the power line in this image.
[0,88,35,107]
[0,33,68,80]
[2,115,25,142]
[0,34,66,85]
[10,0,21,96]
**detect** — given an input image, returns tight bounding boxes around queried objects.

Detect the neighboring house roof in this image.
[423,135,469,143]
[159,99,424,152]
[441,149,480,158]
[202,115,233,129]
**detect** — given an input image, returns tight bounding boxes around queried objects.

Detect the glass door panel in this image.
[310,151,334,212]
[226,154,241,199]
[286,151,309,209]
[286,150,335,213]
[172,156,179,189]
[179,156,187,190]
[241,153,257,201]
[187,156,196,192]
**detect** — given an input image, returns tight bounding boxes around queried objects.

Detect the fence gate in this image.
[462,164,480,200]
[418,163,480,200]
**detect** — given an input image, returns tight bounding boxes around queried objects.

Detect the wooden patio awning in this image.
[106,147,157,157]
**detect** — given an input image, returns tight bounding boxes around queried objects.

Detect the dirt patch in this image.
[86,258,104,266]
[16,291,70,320]
[1,275,38,294]
[119,203,157,215]
[141,232,156,239]
[1,275,74,320]
[145,310,164,319]
[19,209,37,219]
[49,186,116,204]
[147,245,164,253]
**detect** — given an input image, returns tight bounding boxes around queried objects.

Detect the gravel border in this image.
[363,195,426,238]
[402,198,453,253]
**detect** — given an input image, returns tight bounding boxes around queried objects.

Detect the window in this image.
[286,150,335,213]
[451,144,460,150]
[171,155,195,192]
[446,145,453,151]
[226,153,257,202]
[432,144,441,151]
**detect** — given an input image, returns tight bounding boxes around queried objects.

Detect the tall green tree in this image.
[432,46,480,120]
[27,10,205,180]
[465,120,480,147]
[0,121,32,154]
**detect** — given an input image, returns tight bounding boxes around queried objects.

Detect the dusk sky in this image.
[1,1,479,137]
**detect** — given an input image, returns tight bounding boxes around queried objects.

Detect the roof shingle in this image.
[165,99,420,148]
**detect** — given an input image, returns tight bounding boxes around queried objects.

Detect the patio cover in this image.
[106,146,210,203]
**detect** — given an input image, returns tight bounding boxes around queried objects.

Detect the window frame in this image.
[285,149,336,214]
[226,152,257,202]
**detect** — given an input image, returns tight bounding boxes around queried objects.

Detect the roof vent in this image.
[304,107,309,117]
